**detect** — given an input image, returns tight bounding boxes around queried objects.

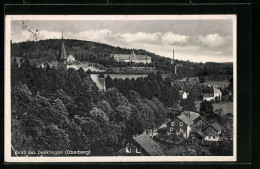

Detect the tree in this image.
[86,69,92,74]
[199,100,214,115]
[180,98,197,112]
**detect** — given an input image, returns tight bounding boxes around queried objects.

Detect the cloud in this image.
[38,30,61,40]
[11,29,232,63]
[161,32,189,45]
[198,33,230,47]
[67,29,114,43]
[120,32,161,43]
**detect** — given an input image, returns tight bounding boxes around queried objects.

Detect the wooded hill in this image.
[11,39,233,78]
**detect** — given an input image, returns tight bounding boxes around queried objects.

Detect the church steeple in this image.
[55,29,67,70]
[58,29,67,61]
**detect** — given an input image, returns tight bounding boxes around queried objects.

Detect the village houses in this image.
[166,111,222,142]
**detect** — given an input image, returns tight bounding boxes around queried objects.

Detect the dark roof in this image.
[211,122,222,132]
[177,114,194,126]
[197,130,206,138]
[58,38,67,61]
[133,133,165,156]
[200,117,211,126]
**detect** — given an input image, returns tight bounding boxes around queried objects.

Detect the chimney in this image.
[173,49,174,63]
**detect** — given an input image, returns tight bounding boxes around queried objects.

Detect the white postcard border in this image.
[5,15,237,162]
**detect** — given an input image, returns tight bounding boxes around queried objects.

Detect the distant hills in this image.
[11,39,233,78]
[11,39,171,63]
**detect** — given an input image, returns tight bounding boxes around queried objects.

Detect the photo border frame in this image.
[0,2,253,169]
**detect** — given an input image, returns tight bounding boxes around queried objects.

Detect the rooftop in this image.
[210,122,222,132]
[182,111,200,121]
[133,133,165,156]
[177,114,194,126]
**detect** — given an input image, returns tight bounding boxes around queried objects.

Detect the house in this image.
[202,85,222,101]
[194,117,222,142]
[110,51,152,64]
[203,122,222,141]
[179,90,188,99]
[115,133,165,156]
[167,114,194,139]
[166,110,222,141]
[193,116,210,132]
[167,111,201,139]
[67,55,75,64]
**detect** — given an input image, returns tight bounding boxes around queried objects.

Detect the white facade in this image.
[179,91,188,99]
[67,55,75,63]
[204,135,220,141]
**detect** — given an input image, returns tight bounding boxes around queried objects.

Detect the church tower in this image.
[56,30,67,69]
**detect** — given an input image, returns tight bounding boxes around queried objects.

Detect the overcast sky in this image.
[11,18,234,63]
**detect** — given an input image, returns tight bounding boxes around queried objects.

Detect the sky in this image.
[11,16,235,63]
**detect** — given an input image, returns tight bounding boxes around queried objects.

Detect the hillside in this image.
[11,39,233,78]
[11,39,171,65]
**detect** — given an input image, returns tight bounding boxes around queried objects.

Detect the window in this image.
[179,122,183,126]
[171,122,175,126]
[180,128,183,132]
[126,146,131,153]
[136,147,141,153]
[170,127,173,131]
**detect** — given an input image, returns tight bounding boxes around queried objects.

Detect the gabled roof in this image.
[189,112,200,121]
[200,117,211,126]
[210,122,222,132]
[177,114,194,126]
[133,133,165,156]
[213,88,221,94]
[182,111,200,121]
[197,130,206,138]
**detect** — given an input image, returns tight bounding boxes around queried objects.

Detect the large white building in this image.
[110,51,151,64]
[203,86,222,101]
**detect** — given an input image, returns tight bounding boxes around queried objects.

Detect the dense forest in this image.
[11,60,166,156]
[11,39,233,78]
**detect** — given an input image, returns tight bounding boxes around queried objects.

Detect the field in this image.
[195,101,233,114]
[67,63,105,72]
[104,74,148,80]
[212,102,233,114]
